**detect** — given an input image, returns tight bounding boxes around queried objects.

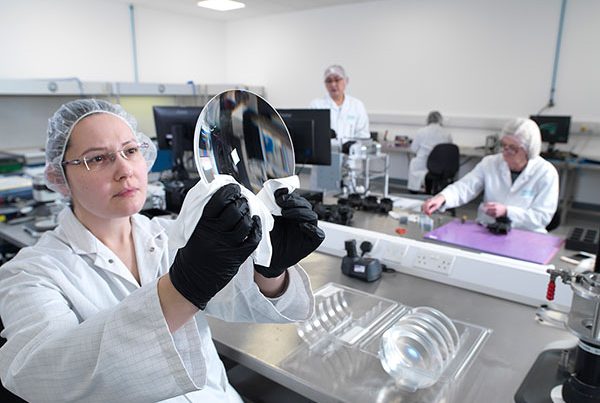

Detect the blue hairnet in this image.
[44,99,157,196]
[500,118,542,160]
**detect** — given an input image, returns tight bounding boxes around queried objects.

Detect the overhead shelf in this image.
[0,79,264,98]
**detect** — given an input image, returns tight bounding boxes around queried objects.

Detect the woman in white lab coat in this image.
[407,111,453,192]
[0,99,323,402]
[309,64,370,144]
[422,118,558,233]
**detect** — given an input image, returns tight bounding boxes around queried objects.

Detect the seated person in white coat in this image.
[310,64,370,145]
[407,111,453,192]
[0,99,324,402]
[422,118,559,233]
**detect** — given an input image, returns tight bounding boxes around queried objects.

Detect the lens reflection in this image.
[194,89,295,194]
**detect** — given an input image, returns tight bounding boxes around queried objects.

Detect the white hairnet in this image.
[427,111,443,125]
[324,64,347,80]
[500,118,542,159]
[44,99,157,196]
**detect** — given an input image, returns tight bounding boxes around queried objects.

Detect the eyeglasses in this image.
[325,77,344,84]
[500,142,522,156]
[62,142,149,171]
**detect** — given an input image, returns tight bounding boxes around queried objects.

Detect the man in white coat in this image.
[310,64,370,145]
[422,118,559,233]
[407,111,453,192]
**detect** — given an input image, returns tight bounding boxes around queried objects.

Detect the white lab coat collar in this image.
[56,208,167,287]
[322,92,352,110]
[498,154,540,190]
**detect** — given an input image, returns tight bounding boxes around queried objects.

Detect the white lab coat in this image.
[439,154,559,232]
[0,208,314,403]
[309,93,370,144]
[407,123,453,191]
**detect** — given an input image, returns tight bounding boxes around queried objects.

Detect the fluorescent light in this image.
[197,0,245,11]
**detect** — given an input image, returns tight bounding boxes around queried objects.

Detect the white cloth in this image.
[168,174,299,267]
[0,208,314,402]
[407,123,453,191]
[309,93,370,144]
[439,154,559,232]
[256,176,300,216]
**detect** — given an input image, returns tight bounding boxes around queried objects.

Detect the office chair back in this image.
[546,207,561,232]
[425,143,460,195]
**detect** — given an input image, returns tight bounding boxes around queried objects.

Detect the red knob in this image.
[546,279,556,301]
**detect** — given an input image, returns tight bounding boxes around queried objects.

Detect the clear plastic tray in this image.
[282,283,492,400]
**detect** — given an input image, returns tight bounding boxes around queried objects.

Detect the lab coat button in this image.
[108,259,114,264]
[149,247,155,252]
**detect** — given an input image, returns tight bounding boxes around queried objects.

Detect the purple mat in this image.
[424,219,564,264]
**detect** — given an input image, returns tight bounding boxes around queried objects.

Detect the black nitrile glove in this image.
[170,183,262,309]
[254,189,325,278]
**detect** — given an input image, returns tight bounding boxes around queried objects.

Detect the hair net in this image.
[44,99,157,196]
[500,118,542,160]
[427,111,443,125]
[323,64,347,80]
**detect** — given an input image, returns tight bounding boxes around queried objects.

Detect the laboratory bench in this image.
[0,207,579,402]
[209,252,573,403]
[207,210,574,403]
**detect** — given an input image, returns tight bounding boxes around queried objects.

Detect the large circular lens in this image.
[379,306,460,391]
[380,325,445,391]
[413,307,460,349]
[193,89,295,194]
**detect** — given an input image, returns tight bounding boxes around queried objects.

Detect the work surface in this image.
[0,206,576,402]
[209,252,573,402]
[208,210,575,403]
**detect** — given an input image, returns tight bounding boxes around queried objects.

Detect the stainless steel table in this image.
[209,251,573,402]
[208,210,574,403]
[0,209,575,402]
[0,221,37,249]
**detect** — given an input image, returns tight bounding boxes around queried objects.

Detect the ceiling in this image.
[109,0,377,21]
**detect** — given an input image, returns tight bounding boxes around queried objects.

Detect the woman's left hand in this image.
[484,202,507,218]
[254,189,325,278]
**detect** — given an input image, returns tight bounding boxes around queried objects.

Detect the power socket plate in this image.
[413,249,455,275]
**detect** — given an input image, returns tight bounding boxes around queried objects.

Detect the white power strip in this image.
[316,221,572,310]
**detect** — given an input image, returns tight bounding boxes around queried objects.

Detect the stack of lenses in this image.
[379,307,460,391]
[297,291,351,348]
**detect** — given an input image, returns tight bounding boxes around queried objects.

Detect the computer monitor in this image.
[277,109,331,165]
[529,115,571,152]
[153,106,203,179]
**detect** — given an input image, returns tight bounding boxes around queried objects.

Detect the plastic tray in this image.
[283,283,492,400]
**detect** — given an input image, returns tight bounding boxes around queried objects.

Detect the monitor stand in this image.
[541,143,567,160]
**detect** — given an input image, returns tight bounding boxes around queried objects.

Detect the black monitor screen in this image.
[153,106,203,150]
[153,106,203,180]
[277,109,331,165]
[529,115,571,144]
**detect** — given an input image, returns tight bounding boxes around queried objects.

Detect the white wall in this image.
[2,0,599,121]
[0,0,227,83]
[1,0,600,203]
[226,0,600,122]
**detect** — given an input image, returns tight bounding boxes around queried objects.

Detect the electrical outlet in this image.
[413,250,455,275]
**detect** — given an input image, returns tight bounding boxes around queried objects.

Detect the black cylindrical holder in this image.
[562,341,600,403]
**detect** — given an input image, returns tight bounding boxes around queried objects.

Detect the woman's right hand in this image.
[169,183,262,309]
[422,194,446,216]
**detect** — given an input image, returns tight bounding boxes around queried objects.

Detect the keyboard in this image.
[565,227,599,254]
[540,151,577,161]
